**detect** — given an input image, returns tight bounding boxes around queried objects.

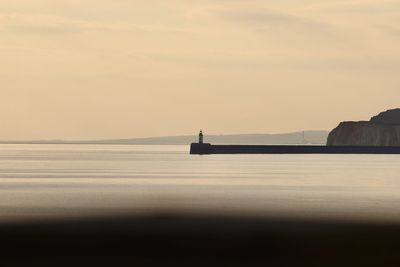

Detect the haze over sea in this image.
[1,144,400,223]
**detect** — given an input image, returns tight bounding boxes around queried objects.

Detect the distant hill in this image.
[0,131,329,145]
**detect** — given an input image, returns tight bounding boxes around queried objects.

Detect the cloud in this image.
[213,7,339,44]
[221,8,328,33]
[303,0,400,40]
[221,9,310,26]
[305,0,400,14]
[0,13,188,35]
[189,4,333,35]
[375,24,400,38]
[0,13,83,34]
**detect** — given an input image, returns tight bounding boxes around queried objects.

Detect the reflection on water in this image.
[1,144,400,222]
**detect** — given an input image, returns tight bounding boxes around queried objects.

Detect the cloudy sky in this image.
[1,0,400,140]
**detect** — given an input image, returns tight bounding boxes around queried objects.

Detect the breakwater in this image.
[190,143,400,155]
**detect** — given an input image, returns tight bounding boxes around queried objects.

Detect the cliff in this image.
[327,109,400,146]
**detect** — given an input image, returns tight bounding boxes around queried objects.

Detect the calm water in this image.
[1,144,400,222]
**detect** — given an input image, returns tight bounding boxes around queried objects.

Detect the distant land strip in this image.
[0,131,328,145]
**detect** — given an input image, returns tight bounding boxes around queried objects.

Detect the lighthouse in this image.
[190,131,211,154]
[199,130,204,144]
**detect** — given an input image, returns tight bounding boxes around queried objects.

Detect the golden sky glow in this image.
[1,0,400,139]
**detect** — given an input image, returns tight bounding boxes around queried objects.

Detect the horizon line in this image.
[0,130,329,144]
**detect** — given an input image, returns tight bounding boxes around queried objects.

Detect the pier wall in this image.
[190,143,400,155]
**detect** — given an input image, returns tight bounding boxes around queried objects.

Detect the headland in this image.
[328,109,400,146]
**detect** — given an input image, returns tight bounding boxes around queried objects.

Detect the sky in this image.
[1,0,400,140]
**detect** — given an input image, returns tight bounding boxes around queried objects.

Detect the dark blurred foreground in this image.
[1,214,400,266]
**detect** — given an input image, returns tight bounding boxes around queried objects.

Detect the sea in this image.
[1,144,400,223]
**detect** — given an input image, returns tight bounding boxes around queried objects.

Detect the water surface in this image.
[1,144,400,222]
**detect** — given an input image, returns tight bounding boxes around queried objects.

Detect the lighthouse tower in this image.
[199,130,204,144]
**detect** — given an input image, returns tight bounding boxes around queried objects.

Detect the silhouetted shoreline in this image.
[2,213,400,266]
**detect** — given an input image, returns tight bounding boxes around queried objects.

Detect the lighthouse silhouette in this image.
[199,130,204,144]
